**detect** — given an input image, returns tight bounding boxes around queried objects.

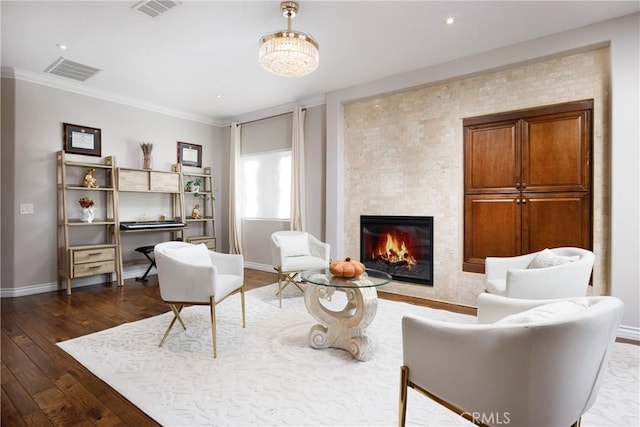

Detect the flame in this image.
[371,233,417,267]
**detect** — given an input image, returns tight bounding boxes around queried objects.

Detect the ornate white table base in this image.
[303,284,378,361]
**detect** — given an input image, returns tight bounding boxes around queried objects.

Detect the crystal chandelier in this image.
[259,1,319,77]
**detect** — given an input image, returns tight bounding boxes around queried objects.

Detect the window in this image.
[241,150,291,219]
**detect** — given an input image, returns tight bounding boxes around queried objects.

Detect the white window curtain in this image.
[229,122,243,254]
[290,106,306,231]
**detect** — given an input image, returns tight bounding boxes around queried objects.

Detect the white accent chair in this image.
[399,293,624,427]
[270,231,330,308]
[485,247,594,299]
[154,241,245,358]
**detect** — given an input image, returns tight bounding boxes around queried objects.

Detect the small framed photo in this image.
[177,141,202,167]
[63,123,102,157]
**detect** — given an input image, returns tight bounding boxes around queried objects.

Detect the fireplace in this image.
[360,215,433,285]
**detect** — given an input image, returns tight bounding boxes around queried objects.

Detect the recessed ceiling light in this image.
[445,16,455,25]
[56,44,68,50]
[216,94,222,99]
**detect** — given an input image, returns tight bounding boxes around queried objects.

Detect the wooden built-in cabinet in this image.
[116,165,185,281]
[56,150,121,294]
[182,167,216,250]
[463,100,593,273]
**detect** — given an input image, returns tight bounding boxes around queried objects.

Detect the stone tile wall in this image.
[343,48,609,306]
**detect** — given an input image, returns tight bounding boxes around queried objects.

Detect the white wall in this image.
[1,76,224,294]
[326,13,639,335]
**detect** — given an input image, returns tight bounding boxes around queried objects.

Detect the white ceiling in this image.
[2,1,638,125]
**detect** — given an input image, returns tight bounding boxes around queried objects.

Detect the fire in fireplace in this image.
[360,215,433,285]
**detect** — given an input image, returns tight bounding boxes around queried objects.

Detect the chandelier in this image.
[259,1,319,77]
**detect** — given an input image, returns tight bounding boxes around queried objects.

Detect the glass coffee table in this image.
[300,268,392,361]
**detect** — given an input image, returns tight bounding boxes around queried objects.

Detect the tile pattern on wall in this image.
[344,48,610,306]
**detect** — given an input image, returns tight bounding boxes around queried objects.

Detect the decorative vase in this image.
[81,207,95,223]
[142,153,153,170]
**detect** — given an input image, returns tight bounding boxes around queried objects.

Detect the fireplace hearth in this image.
[360,215,433,285]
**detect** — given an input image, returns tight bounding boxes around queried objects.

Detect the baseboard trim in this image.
[0,266,154,298]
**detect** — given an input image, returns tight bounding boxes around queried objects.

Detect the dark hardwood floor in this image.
[0,269,473,426]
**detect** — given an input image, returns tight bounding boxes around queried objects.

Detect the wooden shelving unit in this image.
[56,150,121,295]
[182,167,216,249]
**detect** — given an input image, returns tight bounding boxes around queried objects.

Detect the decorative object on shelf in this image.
[191,204,202,219]
[185,178,213,200]
[63,123,102,157]
[82,168,99,188]
[79,197,95,223]
[140,142,154,170]
[185,178,201,193]
[259,1,319,78]
[329,257,366,278]
[177,141,202,167]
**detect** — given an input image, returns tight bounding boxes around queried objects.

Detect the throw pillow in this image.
[166,243,212,267]
[496,298,589,324]
[278,233,311,257]
[528,248,580,269]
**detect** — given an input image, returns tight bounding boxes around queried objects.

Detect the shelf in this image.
[57,150,121,294]
[65,186,115,191]
[67,219,117,225]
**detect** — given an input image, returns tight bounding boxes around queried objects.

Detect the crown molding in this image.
[2,66,225,127]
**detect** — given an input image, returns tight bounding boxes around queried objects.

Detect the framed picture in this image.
[63,123,102,157]
[177,141,202,167]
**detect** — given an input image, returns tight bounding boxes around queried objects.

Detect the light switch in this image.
[20,203,34,214]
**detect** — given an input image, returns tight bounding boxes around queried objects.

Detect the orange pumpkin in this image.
[329,257,366,278]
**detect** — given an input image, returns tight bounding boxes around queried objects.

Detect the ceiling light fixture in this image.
[259,1,319,78]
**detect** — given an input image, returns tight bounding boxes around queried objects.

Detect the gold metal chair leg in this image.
[240,286,246,328]
[571,418,581,427]
[210,296,217,358]
[160,304,185,347]
[399,365,409,427]
[276,268,305,308]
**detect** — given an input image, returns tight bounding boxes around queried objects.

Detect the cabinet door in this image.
[522,110,591,192]
[464,194,521,273]
[464,121,520,193]
[521,192,591,252]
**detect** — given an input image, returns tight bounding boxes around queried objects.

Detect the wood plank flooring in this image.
[0,269,472,426]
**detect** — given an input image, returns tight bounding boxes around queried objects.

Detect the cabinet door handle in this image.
[516,198,520,204]
[515,182,521,189]
[522,198,527,204]
[521,182,527,188]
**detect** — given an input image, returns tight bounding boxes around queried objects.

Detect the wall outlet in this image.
[19,203,34,214]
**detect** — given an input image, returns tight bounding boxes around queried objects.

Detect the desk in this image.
[301,268,392,361]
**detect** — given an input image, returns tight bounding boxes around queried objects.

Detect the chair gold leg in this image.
[278,270,283,308]
[399,365,409,427]
[210,296,217,358]
[160,304,185,347]
[571,418,581,427]
[275,269,305,308]
[241,286,246,328]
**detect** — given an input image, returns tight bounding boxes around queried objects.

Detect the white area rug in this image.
[57,285,639,426]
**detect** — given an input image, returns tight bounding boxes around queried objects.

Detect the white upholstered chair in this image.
[154,241,245,358]
[399,293,623,427]
[485,247,594,299]
[270,231,330,308]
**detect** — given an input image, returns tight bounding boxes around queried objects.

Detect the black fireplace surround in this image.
[360,215,433,286]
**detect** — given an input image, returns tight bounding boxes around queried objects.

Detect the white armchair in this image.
[485,247,594,299]
[154,241,245,358]
[399,293,624,427]
[271,231,330,308]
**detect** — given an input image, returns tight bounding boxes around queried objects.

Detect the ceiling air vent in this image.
[133,0,180,18]
[45,57,101,82]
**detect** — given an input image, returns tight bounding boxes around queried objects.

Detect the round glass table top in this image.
[301,268,392,289]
